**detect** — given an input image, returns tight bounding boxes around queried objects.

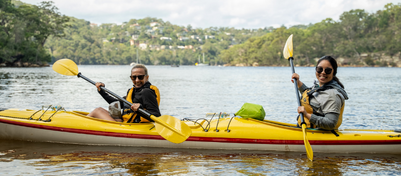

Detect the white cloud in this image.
[20,0,401,29]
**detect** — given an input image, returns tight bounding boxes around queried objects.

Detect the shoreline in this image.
[1,62,399,68]
[0,62,50,67]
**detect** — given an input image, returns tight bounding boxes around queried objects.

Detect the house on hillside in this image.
[153,26,164,34]
[179,36,189,41]
[145,29,155,35]
[132,35,139,40]
[139,43,147,50]
[130,23,141,30]
[149,45,160,50]
[176,32,187,37]
[130,39,139,46]
[191,35,199,39]
[205,35,215,39]
[150,22,160,27]
[160,37,172,41]
[90,23,98,28]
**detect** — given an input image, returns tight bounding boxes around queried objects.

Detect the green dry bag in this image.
[235,103,265,121]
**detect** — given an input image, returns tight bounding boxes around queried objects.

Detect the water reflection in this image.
[0,139,400,175]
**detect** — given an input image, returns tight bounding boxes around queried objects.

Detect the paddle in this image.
[283,34,314,161]
[52,59,192,144]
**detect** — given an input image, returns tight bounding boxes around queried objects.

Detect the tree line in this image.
[44,16,271,65]
[1,1,401,67]
[221,3,401,67]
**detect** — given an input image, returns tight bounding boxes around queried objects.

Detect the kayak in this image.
[0,108,400,154]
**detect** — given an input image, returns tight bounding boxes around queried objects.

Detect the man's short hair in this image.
[131,64,148,75]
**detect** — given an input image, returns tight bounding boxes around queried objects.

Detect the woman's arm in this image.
[309,113,339,130]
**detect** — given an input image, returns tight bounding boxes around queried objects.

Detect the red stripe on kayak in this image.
[1,118,401,145]
[186,136,401,145]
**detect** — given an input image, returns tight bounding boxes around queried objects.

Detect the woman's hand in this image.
[131,103,141,111]
[297,106,311,120]
[95,82,105,91]
[291,73,303,88]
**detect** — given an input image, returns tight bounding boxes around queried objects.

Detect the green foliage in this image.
[220,3,401,66]
[0,0,70,65]
[46,16,271,65]
[4,1,401,66]
[365,57,375,66]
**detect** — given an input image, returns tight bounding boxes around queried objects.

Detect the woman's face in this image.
[315,60,334,86]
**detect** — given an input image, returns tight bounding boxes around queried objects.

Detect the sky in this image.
[21,0,401,29]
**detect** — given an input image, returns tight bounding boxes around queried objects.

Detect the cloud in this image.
[21,0,401,29]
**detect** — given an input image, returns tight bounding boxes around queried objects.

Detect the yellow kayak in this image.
[0,108,400,154]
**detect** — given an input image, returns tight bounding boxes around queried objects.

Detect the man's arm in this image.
[98,89,119,104]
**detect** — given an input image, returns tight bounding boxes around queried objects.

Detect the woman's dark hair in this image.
[316,56,344,88]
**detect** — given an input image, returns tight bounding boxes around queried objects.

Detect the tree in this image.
[0,0,70,65]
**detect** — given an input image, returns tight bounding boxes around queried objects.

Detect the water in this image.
[1,65,401,175]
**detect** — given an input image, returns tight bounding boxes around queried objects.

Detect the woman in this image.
[291,56,348,130]
[88,64,161,122]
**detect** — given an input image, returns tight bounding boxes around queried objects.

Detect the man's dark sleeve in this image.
[140,89,161,117]
[98,89,119,104]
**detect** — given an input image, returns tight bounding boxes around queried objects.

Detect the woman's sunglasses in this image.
[130,75,146,80]
[316,67,333,74]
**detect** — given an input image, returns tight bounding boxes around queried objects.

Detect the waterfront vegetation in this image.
[0,0,69,66]
[1,1,401,66]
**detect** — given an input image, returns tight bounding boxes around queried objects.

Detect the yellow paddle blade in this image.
[151,115,192,144]
[52,59,79,76]
[302,124,314,161]
[283,34,293,60]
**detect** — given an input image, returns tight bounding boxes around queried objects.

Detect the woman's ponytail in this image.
[333,76,344,89]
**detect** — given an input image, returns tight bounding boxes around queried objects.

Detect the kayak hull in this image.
[1,109,400,154]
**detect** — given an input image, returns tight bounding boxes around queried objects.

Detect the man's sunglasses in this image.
[316,67,333,74]
[130,75,146,80]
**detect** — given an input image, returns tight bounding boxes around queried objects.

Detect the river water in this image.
[0,65,400,175]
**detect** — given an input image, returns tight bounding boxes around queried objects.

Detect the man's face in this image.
[131,68,148,88]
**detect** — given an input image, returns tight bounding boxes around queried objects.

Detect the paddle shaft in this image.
[289,58,306,125]
[77,73,152,118]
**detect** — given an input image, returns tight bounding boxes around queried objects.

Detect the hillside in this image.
[220,3,401,67]
[45,17,271,65]
[2,1,401,67]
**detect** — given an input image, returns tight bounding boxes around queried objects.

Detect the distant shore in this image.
[0,62,50,67]
[1,62,399,68]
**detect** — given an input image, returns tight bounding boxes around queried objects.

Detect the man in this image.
[88,64,161,122]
